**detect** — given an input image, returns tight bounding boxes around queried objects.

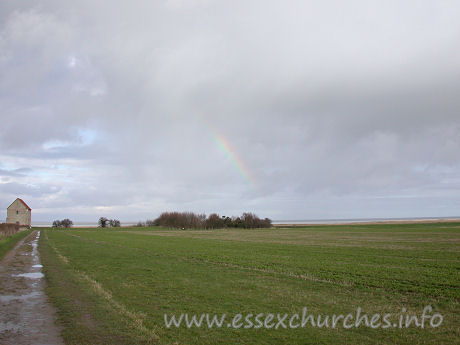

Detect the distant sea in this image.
[272,216,460,224]
[31,216,460,227]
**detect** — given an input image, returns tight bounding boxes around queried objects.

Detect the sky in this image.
[0,0,459,223]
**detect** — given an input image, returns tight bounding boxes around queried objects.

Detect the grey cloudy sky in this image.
[1,0,459,222]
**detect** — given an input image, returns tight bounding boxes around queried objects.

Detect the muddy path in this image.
[0,230,64,345]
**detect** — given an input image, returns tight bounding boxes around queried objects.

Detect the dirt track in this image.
[0,230,63,345]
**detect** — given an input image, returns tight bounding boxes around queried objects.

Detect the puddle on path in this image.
[0,291,41,303]
[12,272,44,279]
[0,230,63,345]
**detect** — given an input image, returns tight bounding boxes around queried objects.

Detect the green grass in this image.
[0,230,31,260]
[39,223,460,344]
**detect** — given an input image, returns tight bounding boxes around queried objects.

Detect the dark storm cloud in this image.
[0,0,459,221]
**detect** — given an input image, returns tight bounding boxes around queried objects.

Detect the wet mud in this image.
[0,230,63,345]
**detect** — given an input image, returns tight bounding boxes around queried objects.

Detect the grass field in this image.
[39,223,460,344]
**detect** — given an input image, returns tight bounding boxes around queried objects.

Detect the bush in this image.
[52,219,73,228]
[205,213,224,229]
[99,217,121,228]
[61,219,74,228]
[151,212,272,229]
[146,219,156,226]
[98,217,108,228]
[152,212,206,229]
[109,219,121,227]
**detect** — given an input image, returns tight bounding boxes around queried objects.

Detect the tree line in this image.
[51,212,272,230]
[137,212,272,229]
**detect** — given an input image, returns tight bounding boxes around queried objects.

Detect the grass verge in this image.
[0,229,31,260]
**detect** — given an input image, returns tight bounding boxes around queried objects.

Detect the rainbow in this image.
[210,132,256,187]
[198,116,256,187]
